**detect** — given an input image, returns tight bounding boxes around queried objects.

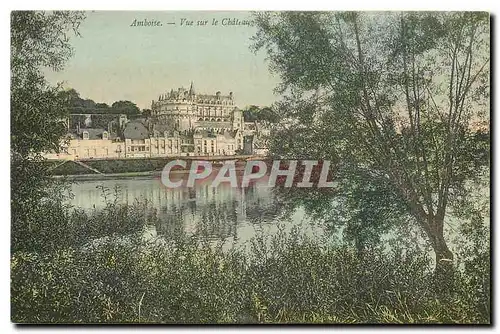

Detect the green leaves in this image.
[242,105,278,123]
[252,11,490,271]
[11,11,86,250]
[10,218,490,323]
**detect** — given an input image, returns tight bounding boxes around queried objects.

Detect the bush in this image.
[10,202,491,324]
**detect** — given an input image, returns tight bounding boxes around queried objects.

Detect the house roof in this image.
[123,121,149,140]
[76,128,106,140]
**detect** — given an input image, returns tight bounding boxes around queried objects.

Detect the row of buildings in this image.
[43,83,270,160]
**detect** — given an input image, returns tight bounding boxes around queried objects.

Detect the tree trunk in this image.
[433,233,454,286]
[427,217,454,293]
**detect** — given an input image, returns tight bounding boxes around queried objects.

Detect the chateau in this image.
[151,82,243,133]
[43,83,268,161]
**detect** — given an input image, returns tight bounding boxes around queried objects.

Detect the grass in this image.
[10,199,490,324]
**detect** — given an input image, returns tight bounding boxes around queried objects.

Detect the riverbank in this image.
[52,170,162,181]
[52,166,250,181]
[11,200,490,324]
[45,156,253,177]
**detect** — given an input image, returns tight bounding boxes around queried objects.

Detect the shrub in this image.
[10,203,491,324]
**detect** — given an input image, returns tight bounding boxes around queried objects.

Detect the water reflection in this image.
[69,176,316,244]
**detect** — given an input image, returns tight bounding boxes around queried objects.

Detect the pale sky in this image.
[44,11,279,110]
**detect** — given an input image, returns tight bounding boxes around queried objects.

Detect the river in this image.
[67,171,488,252]
[68,175,328,247]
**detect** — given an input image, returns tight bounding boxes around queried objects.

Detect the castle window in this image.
[102,131,109,140]
[82,131,89,140]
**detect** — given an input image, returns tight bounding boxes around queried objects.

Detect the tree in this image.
[61,88,143,115]
[253,12,489,283]
[258,106,279,123]
[111,100,140,115]
[11,11,85,251]
[59,88,100,113]
[243,105,260,122]
[96,102,110,109]
[243,105,279,123]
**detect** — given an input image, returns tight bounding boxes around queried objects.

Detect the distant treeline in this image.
[60,89,280,123]
[60,88,146,116]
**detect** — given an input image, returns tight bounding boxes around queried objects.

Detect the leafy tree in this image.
[11,11,85,251]
[96,102,110,110]
[62,88,81,105]
[252,12,490,282]
[258,107,279,123]
[243,105,279,123]
[59,88,99,113]
[243,105,260,122]
[62,88,142,116]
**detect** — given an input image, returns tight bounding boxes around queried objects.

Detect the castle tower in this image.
[189,81,195,97]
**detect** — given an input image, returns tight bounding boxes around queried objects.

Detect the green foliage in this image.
[243,105,279,123]
[11,186,152,253]
[10,10,490,325]
[252,11,490,274]
[11,10,86,252]
[111,100,141,115]
[10,201,490,323]
[59,88,141,115]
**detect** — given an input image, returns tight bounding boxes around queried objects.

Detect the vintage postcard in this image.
[10,10,490,324]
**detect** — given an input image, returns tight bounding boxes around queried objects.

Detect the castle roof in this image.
[157,82,234,102]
